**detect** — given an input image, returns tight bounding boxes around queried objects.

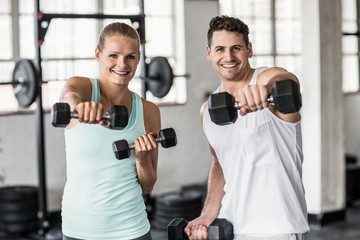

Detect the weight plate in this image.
[155,191,203,208]
[0,200,37,213]
[154,205,202,218]
[0,210,37,223]
[146,57,173,98]
[0,221,37,234]
[153,210,201,221]
[0,186,38,202]
[12,58,38,108]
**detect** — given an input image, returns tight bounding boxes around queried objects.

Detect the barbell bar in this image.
[1,57,188,108]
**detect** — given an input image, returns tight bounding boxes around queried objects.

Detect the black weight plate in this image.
[155,191,203,208]
[153,211,201,223]
[12,58,38,108]
[0,209,37,223]
[147,57,173,98]
[150,219,168,230]
[0,186,38,202]
[154,203,203,216]
[0,221,37,233]
[0,200,38,213]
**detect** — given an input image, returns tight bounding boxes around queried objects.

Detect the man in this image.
[184,15,309,240]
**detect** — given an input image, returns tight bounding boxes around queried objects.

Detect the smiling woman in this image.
[59,22,161,240]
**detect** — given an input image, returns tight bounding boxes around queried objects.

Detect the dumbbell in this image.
[208,79,302,125]
[167,218,234,240]
[112,128,177,160]
[51,102,128,130]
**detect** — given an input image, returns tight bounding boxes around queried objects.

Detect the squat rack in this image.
[33,0,147,236]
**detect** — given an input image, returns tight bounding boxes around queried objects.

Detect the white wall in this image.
[301,0,345,214]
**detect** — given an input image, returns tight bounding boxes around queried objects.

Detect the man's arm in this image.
[239,67,301,123]
[184,103,225,240]
[258,67,301,123]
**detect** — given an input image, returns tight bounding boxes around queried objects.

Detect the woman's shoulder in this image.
[141,98,160,114]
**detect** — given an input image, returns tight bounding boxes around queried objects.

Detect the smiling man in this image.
[184,15,310,240]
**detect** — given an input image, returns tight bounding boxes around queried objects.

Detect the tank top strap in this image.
[89,78,101,103]
[249,66,268,85]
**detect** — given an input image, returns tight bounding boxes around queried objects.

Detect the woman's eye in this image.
[109,54,117,59]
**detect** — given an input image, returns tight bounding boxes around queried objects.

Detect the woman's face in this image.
[96,35,140,86]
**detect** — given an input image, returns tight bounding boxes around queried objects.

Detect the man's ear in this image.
[206,46,211,61]
[247,42,253,58]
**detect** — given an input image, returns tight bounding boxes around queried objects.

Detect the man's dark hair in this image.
[207,15,250,47]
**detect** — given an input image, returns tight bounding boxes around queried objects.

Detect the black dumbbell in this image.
[208,79,302,125]
[167,218,234,240]
[51,102,128,130]
[112,128,177,160]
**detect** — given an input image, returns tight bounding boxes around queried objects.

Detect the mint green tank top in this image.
[62,78,150,239]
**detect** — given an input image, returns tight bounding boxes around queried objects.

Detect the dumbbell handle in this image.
[70,111,112,121]
[233,96,273,109]
[126,134,168,150]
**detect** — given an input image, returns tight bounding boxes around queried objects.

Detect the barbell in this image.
[0,56,179,108]
[0,59,39,108]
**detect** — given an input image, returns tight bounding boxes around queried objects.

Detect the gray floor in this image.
[151,203,360,240]
[0,205,359,239]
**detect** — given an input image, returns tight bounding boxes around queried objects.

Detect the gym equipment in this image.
[208,79,302,125]
[145,57,174,98]
[0,186,38,234]
[51,102,128,130]
[112,128,177,160]
[167,217,234,240]
[0,59,38,108]
[152,191,203,231]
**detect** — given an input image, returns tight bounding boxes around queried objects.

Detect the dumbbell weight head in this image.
[208,92,237,125]
[112,140,131,160]
[208,218,234,240]
[158,128,177,148]
[108,105,129,130]
[271,79,302,114]
[167,218,189,240]
[51,103,71,127]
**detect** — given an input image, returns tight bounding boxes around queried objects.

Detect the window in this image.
[342,0,359,92]
[219,0,302,79]
[221,0,360,93]
[0,0,186,114]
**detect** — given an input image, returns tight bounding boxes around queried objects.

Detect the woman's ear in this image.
[95,48,100,61]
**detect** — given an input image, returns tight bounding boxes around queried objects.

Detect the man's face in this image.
[207,30,253,81]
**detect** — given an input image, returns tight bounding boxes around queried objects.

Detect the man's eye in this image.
[109,54,117,58]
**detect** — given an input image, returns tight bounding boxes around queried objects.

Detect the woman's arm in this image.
[135,100,161,194]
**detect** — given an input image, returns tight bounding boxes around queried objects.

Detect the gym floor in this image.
[0,203,359,239]
[150,202,360,240]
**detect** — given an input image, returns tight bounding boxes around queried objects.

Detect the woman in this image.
[59,22,160,240]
